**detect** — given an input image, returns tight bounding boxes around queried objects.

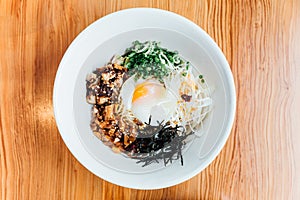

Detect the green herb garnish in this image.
[198,74,205,83]
[121,41,188,81]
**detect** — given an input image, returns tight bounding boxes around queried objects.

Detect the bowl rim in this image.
[53,7,236,189]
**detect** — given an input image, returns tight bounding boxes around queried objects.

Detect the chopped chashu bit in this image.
[104,105,115,121]
[114,137,120,143]
[86,93,96,104]
[101,71,116,84]
[97,96,110,105]
[86,63,138,152]
[133,118,144,126]
[181,94,192,102]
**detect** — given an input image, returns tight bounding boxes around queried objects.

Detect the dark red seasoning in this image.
[181,94,192,102]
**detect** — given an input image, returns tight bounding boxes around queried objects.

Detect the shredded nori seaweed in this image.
[125,116,189,167]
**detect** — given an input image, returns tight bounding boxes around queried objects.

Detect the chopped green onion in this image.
[120,41,191,81]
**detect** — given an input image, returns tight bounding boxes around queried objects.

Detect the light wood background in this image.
[1,0,300,199]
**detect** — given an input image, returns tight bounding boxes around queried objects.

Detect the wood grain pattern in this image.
[1,0,299,199]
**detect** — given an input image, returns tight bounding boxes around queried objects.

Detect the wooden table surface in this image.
[1,0,300,199]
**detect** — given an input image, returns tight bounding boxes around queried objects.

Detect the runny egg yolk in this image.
[132,83,150,103]
[132,82,165,103]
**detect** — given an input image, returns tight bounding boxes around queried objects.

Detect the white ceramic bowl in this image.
[53,8,236,189]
